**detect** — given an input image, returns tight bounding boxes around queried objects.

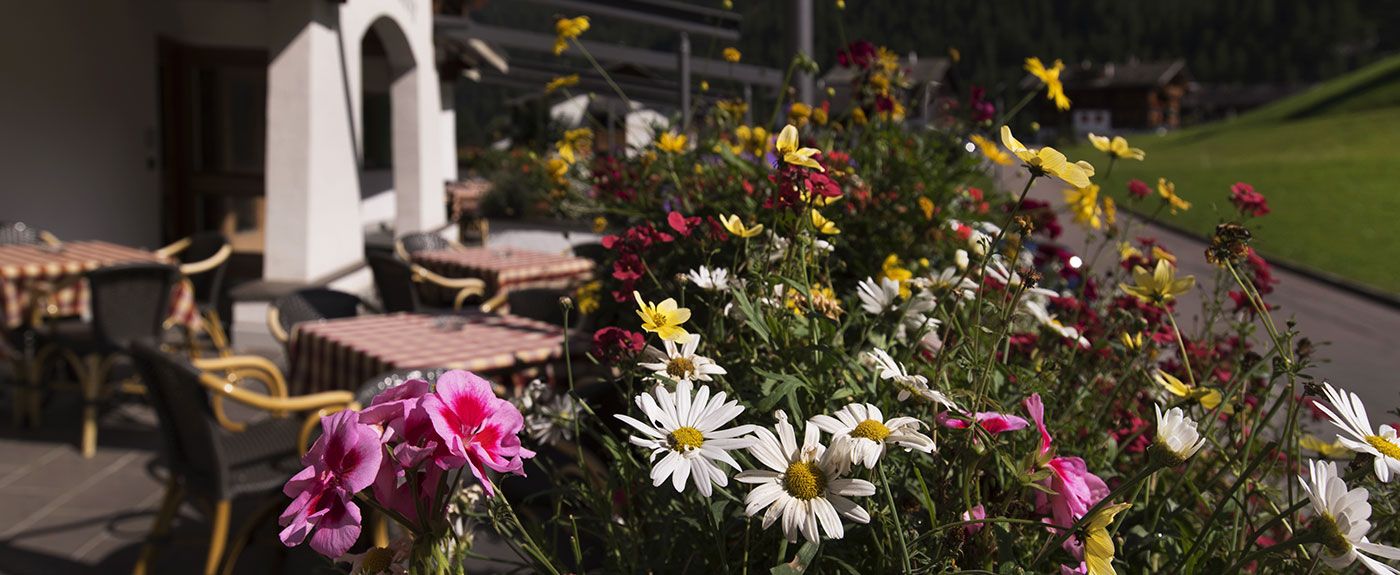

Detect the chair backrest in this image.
[87,263,179,350]
[499,287,572,327]
[274,288,365,339]
[127,339,226,495]
[178,231,229,309]
[570,242,608,264]
[0,221,46,246]
[397,232,453,256]
[366,252,421,313]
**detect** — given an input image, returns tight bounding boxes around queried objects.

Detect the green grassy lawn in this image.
[1067,55,1400,293]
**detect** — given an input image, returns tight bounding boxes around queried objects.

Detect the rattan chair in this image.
[0,220,61,247]
[267,288,376,352]
[127,339,357,575]
[366,252,485,313]
[393,231,456,261]
[32,263,178,456]
[569,242,608,264]
[480,287,583,329]
[156,231,233,357]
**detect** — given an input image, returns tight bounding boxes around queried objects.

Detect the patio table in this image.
[410,246,594,297]
[0,240,199,330]
[287,312,570,394]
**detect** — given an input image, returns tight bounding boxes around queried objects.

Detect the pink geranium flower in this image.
[1023,393,1109,538]
[422,370,536,495]
[279,409,383,558]
[937,410,1029,434]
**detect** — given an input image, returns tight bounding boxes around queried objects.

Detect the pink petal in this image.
[1024,393,1053,455]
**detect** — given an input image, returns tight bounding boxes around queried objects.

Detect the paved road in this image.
[998,167,1400,420]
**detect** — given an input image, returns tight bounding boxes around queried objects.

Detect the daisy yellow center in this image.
[1364,434,1400,460]
[1318,513,1352,557]
[666,357,696,379]
[782,460,828,500]
[667,426,704,451]
[361,546,395,573]
[849,419,891,442]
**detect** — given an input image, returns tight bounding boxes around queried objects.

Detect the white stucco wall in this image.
[0,2,162,248]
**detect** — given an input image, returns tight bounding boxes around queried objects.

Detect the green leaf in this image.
[731,288,772,344]
[754,368,805,412]
[770,541,820,574]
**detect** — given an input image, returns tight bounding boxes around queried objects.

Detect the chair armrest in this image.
[411,264,486,311]
[154,236,191,259]
[197,371,354,413]
[39,231,63,248]
[266,306,290,344]
[178,243,232,276]
[479,291,510,314]
[194,354,289,399]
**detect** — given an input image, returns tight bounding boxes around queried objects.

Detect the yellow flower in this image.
[878,254,913,298]
[1154,370,1231,413]
[1103,196,1117,226]
[970,134,1014,166]
[879,100,906,122]
[656,131,688,154]
[720,214,764,238]
[1151,245,1176,264]
[1063,184,1104,230]
[733,125,768,156]
[812,106,828,126]
[1300,434,1352,459]
[835,0,845,9]
[877,47,899,75]
[717,99,748,118]
[917,196,935,220]
[1025,57,1070,111]
[544,74,579,94]
[851,107,868,125]
[776,124,824,171]
[575,280,601,314]
[722,47,742,63]
[1157,178,1191,214]
[1120,331,1144,351]
[810,210,840,235]
[869,73,891,92]
[788,102,812,126]
[556,127,593,164]
[634,291,690,342]
[809,283,843,320]
[1120,259,1195,305]
[1084,503,1132,575]
[699,80,710,92]
[547,157,569,185]
[723,0,732,8]
[1001,126,1094,188]
[1117,241,1143,262]
[591,216,608,234]
[1088,133,1145,161]
[553,16,590,55]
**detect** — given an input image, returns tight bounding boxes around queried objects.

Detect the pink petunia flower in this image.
[962,504,987,535]
[1022,393,1110,541]
[279,409,384,558]
[937,410,1029,434]
[422,371,536,496]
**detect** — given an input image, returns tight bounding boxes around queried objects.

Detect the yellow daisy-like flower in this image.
[1088,133,1145,161]
[1102,196,1117,226]
[1118,241,1143,262]
[656,131,688,154]
[591,216,607,234]
[717,99,748,119]
[970,133,1014,166]
[544,74,579,94]
[788,102,813,127]
[720,214,764,238]
[1120,259,1195,305]
[776,124,824,171]
[810,210,840,235]
[553,16,589,55]
[1300,434,1352,459]
[1063,184,1104,230]
[634,291,691,342]
[575,280,601,314]
[1025,57,1070,111]
[917,196,935,220]
[1084,503,1132,575]
[851,107,868,125]
[1001,126,1094,188]
[812,106,828,126]
[1120,331,1144,351]
[1151,245,1176,264]
[878,254,913,298]
[556,127,593,164]
[1157,178,1191,214]
[722,47,742,63]
[733,125,768,156]
[1153,370,1231,413]
[546,157,569,185]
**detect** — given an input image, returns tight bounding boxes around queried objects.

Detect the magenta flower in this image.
[423,370,536,495]
[1021,393,1108,537]
[937,410,1029,434]
[1025,393,1053,456]
[279,410,383,558]
[962,504,987,535]
[1229,182,1270,217]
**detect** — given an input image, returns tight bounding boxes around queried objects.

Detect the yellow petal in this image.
[1088,133,1111,152]
[999,125,1026,154]
[777,124,799,154]
[1154,370,1190,397]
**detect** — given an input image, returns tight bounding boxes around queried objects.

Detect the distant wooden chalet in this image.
[1036,59,1191,135]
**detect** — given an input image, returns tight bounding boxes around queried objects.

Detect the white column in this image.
[263,0,365,282]
[440,80,459,183]
[390,62,445,234]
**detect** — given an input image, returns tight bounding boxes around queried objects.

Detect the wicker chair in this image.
[393,231,455,261]
[156,231,233,356]
[127,339,357,575]
[267,288,376,353]
[31,263,178,456]
[366,252,485,314]
[0,220,61,247]
[569,242,608,264]
[480,287,583,330]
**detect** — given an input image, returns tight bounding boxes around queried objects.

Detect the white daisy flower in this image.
[614,380,754,496]
[857,276,900,315]
[514,380,580,447]
[1151,404,1206,467]
[1022,299,1090,348]
[1298,459,1400,574]
[1316,382,1400,483]
[810,403,934,471]
[864,348,958,410]
[954,249,969,270]
[735,411,876,543]
[638,333,727,384]
[986,256,1057,298]
[686,266,731,291]
[927,266,978,300]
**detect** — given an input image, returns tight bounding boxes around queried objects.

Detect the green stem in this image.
[1165,309,1197,387]
[880,465,912,573]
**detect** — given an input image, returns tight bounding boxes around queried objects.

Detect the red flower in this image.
[1230,182,1270,217]
[667,211,700,237]
[1127,179,1151,199]
[592,327,645,362]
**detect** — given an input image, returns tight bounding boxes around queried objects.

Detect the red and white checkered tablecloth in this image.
[287,312,569,394]
[411,247,594,296]
[0,241,200,330]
